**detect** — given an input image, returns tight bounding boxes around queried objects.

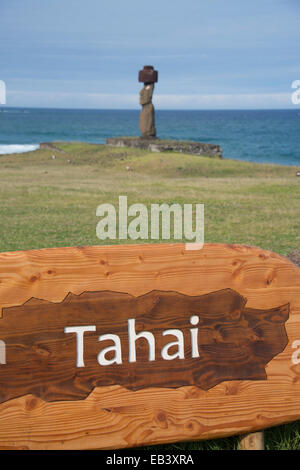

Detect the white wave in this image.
[0,144,40,155]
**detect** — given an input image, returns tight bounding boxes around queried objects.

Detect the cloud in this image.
[153,92,293,109]
[1,0,299,108]
[7,90,294,110]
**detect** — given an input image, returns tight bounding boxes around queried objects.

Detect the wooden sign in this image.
[0,243,299,450]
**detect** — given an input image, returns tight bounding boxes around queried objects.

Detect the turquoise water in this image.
[0,108,300,165]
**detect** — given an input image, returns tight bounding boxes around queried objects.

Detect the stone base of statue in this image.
[106,137,223,159]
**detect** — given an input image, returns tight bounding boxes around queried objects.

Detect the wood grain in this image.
[0,289,289,403]
[0,243,299,449]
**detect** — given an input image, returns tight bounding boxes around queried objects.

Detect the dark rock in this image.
[288,250,300,267]
[40,142,67,153]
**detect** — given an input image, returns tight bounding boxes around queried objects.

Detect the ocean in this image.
[0,108,299,166]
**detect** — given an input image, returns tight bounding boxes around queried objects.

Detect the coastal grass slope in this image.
[0,142,300,450]
[0,142,299,255]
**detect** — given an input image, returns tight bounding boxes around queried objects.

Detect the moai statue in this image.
[138,66,158,138]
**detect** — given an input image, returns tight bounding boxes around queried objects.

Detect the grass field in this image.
[1,142,300,449]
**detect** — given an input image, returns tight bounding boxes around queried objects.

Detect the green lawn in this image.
[1,142,300,449]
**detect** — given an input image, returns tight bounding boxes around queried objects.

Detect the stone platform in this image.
[106,137,223,159]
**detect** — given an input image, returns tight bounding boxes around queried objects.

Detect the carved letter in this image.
[128,318,155,363]
[64,325,96,367]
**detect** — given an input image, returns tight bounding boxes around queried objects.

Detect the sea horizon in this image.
[0,105,297,111]
[0,107,299,166]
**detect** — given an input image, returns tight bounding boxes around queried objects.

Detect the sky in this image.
[1,0,300,109]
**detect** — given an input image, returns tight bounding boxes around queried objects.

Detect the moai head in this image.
[138,65,158,105]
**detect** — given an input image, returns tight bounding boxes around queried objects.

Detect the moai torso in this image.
[139,83,156,138]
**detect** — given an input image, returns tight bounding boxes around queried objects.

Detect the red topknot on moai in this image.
[138,66,158,138]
